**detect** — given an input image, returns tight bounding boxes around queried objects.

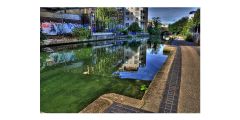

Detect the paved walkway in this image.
[159,40,200,113]
[177,46,200,113]
[104,102,152,113]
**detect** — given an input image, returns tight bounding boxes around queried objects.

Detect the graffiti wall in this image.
[41,22,82,35]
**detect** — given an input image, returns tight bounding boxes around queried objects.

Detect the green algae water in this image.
[40,38,167,113]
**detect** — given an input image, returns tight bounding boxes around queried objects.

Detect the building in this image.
[123,7,148,32]
[189,11,196,19]
[40,7,82,24]
[116,7,125,26]
[40,7,97,35]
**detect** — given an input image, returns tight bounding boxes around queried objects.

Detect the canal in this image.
[40,37,168,113]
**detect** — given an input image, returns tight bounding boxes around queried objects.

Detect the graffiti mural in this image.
[41,22,82,35]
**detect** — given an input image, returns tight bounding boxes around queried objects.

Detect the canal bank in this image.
[41,33,149,48]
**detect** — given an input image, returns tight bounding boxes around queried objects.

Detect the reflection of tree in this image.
[147,40,161,54]
[90,46,124,76]
[128,41,141,52]
[150,43,159,54]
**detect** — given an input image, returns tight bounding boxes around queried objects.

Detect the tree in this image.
[181,18,193,36]
[152,17,162,29]
[193,9,200,27]
[128,22,142,32]
[168,17,189,35]
[72,28,91,40]
[192,9,200,33]
[147,17,162,35]
[95,8,120,32]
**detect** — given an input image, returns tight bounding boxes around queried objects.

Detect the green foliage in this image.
[40,30,47,41]
[118,29,128,35]
[96,8,119,32]
[185,33,194,42]
[147,27,156,35]
[181,19,193,36]
[169,9,200,37]
[169,17,189,35]
[140,84,148,91]
[193,9,200,27]
[128,22,142,32]
[147,17,162,35]
[127,35,133,38]
[152,17,162,29]
[72,28,91,40]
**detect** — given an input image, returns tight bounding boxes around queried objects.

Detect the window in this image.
[126,12,129,15]
[127,17,129,20]
[136,18,139,21]
[126,23,129,27]
[135,12,139,16]
[136,8,139,11]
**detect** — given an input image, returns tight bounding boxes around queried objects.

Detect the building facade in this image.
[123,7,148,32]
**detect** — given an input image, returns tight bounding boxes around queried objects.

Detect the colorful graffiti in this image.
[41,22,82,35]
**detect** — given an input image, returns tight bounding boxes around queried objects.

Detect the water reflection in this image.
[41,39,167,81]
[115,43,167,81]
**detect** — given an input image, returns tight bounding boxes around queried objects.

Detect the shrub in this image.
[72,28,91,40]
[185,33,194,42]
[40,31,47,41]
[147,27,155,35]
[121,29,128,35]
[140,84,148,91]
[117,29,128,35]
[128,22,142,32]
[147,27,160,35]
[127,35,133,38]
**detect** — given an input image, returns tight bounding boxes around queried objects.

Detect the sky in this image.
[148,7,199,24]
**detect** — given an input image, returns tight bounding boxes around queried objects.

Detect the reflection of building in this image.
[121,45,147,71]
[124,7,148,31]
[139,45,147,67]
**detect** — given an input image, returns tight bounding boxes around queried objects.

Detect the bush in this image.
[147,27,160,35]
[128,22,142,32]
[72,28,91,40]
[40,31,47,41]
[140,84,148,91]
[127,35,133,38]
[121,29,128,35]
[185,33,194,42]
[117,29,128,35]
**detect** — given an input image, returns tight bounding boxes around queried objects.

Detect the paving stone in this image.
[104,102,152,113]
[159,47,182,113]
